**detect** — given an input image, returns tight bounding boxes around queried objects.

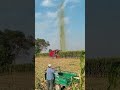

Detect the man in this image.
[46,64,55,90]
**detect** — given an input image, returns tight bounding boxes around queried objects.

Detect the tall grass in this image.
[79,51,85,90]
[71,51,85,90]
[86,57,120,90]
[107,61,120,90]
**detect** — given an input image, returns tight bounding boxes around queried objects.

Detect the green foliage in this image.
[36,53,49,57]
[79,51,85,90]
[0,29,33,67]
[107,61,120,90]
[35,38,50,55]
[86,57,120,77]
[38,50,85,58]
[86,57,120,90]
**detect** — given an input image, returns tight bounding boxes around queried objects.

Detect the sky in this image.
[35,0,85,52]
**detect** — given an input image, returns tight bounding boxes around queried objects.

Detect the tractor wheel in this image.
[55,84,61,90]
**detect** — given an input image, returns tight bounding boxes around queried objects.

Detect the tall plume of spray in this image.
[58,0,66,51]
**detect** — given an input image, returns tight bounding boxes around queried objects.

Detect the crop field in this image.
[35,57,81,89]
[86,76,120,90]
[35,56,120,90]
[86,58,120,90]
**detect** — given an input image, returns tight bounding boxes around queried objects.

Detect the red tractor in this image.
[49,49,60,58]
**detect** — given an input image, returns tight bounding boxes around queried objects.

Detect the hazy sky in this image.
[35,0,85,51]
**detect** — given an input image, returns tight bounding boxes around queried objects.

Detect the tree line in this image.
[0,29,34,69]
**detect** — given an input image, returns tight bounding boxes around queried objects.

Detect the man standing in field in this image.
[46,64,55,90]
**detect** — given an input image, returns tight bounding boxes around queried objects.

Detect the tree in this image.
[35,38,50,55]
[0,29,34,69]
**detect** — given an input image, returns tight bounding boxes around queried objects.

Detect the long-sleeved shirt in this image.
[46,67,55,80]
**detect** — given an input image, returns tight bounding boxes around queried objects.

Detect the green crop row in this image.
[37,53,48,57]
[38,50,85,58]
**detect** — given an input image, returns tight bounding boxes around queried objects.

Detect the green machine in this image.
[54,67,80,89]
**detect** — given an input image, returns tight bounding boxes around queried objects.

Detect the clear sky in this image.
[35,0,85,52]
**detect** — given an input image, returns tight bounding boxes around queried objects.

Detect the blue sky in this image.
[35,0,85,51]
